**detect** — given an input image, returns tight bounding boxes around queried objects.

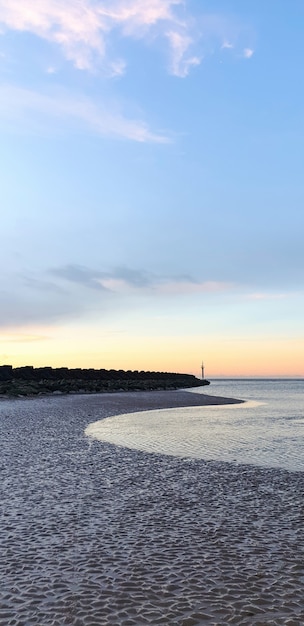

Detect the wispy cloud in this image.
[5,262,293,331]
[0,84,169,142]
[243,47,254,59]
[51,265,108,291]
[1,264,231,329]
[0,0,107,72]
[166,30,201,77]
[0,0,252,77]
[0,0,199,76]
[50,264,154,291]
[50,263,234,296]
[221,40,234,50]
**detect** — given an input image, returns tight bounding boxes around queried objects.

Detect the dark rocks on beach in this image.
[0,365,209,397]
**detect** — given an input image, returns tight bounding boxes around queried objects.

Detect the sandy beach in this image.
[0,389,303,625]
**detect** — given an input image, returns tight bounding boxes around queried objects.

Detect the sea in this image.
[86,378,304,472]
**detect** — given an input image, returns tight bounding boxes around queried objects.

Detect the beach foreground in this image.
[0,390,303,625]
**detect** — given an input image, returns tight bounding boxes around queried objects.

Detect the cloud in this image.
[108,267,153,288]
[166,30,201,77]
[243,47,254,59]
[221,40,234,50]
[0,84,169,143]
[0,0,252,77]
[0,0,200,75]
[50,263,233,296]
[50,264,154,291]
[0,262,235,330]
[50,265,110,291]
[0,0,107,71]
[51,264,161,292]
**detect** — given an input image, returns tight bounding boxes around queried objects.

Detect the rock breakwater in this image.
[0,365,209,397]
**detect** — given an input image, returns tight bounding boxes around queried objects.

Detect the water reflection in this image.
[86,398,303,472]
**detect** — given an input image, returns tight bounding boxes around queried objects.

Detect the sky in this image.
[0,0,303,378]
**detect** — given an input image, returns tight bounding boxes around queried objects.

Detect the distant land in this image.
[0,365,210,397]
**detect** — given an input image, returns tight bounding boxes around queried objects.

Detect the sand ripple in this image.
[0,392,303,625]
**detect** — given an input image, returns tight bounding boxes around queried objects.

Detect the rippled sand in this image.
[0,390,303,625]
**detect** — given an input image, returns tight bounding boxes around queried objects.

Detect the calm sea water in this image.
[86,379,304,472]
[207,377,304,408]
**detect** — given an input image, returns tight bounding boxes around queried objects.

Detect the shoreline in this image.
[83,388,245,419]
[0,387,244,407]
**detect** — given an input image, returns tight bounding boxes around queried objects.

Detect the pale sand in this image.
[0,390,303,625]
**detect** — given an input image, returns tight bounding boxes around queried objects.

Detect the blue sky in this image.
[0,0,303,376]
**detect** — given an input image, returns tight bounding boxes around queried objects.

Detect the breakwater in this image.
[0,365,209,397]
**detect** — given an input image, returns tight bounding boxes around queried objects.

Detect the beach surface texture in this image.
[0,389,303,625]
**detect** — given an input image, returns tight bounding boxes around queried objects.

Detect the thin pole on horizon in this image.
[201,361,205,380]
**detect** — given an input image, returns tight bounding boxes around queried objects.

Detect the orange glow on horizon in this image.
[1,325,303,379]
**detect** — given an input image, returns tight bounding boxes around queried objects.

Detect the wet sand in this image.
[0,390,303,625]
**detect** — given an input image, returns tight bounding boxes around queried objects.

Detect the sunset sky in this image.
[1,0,303,378]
